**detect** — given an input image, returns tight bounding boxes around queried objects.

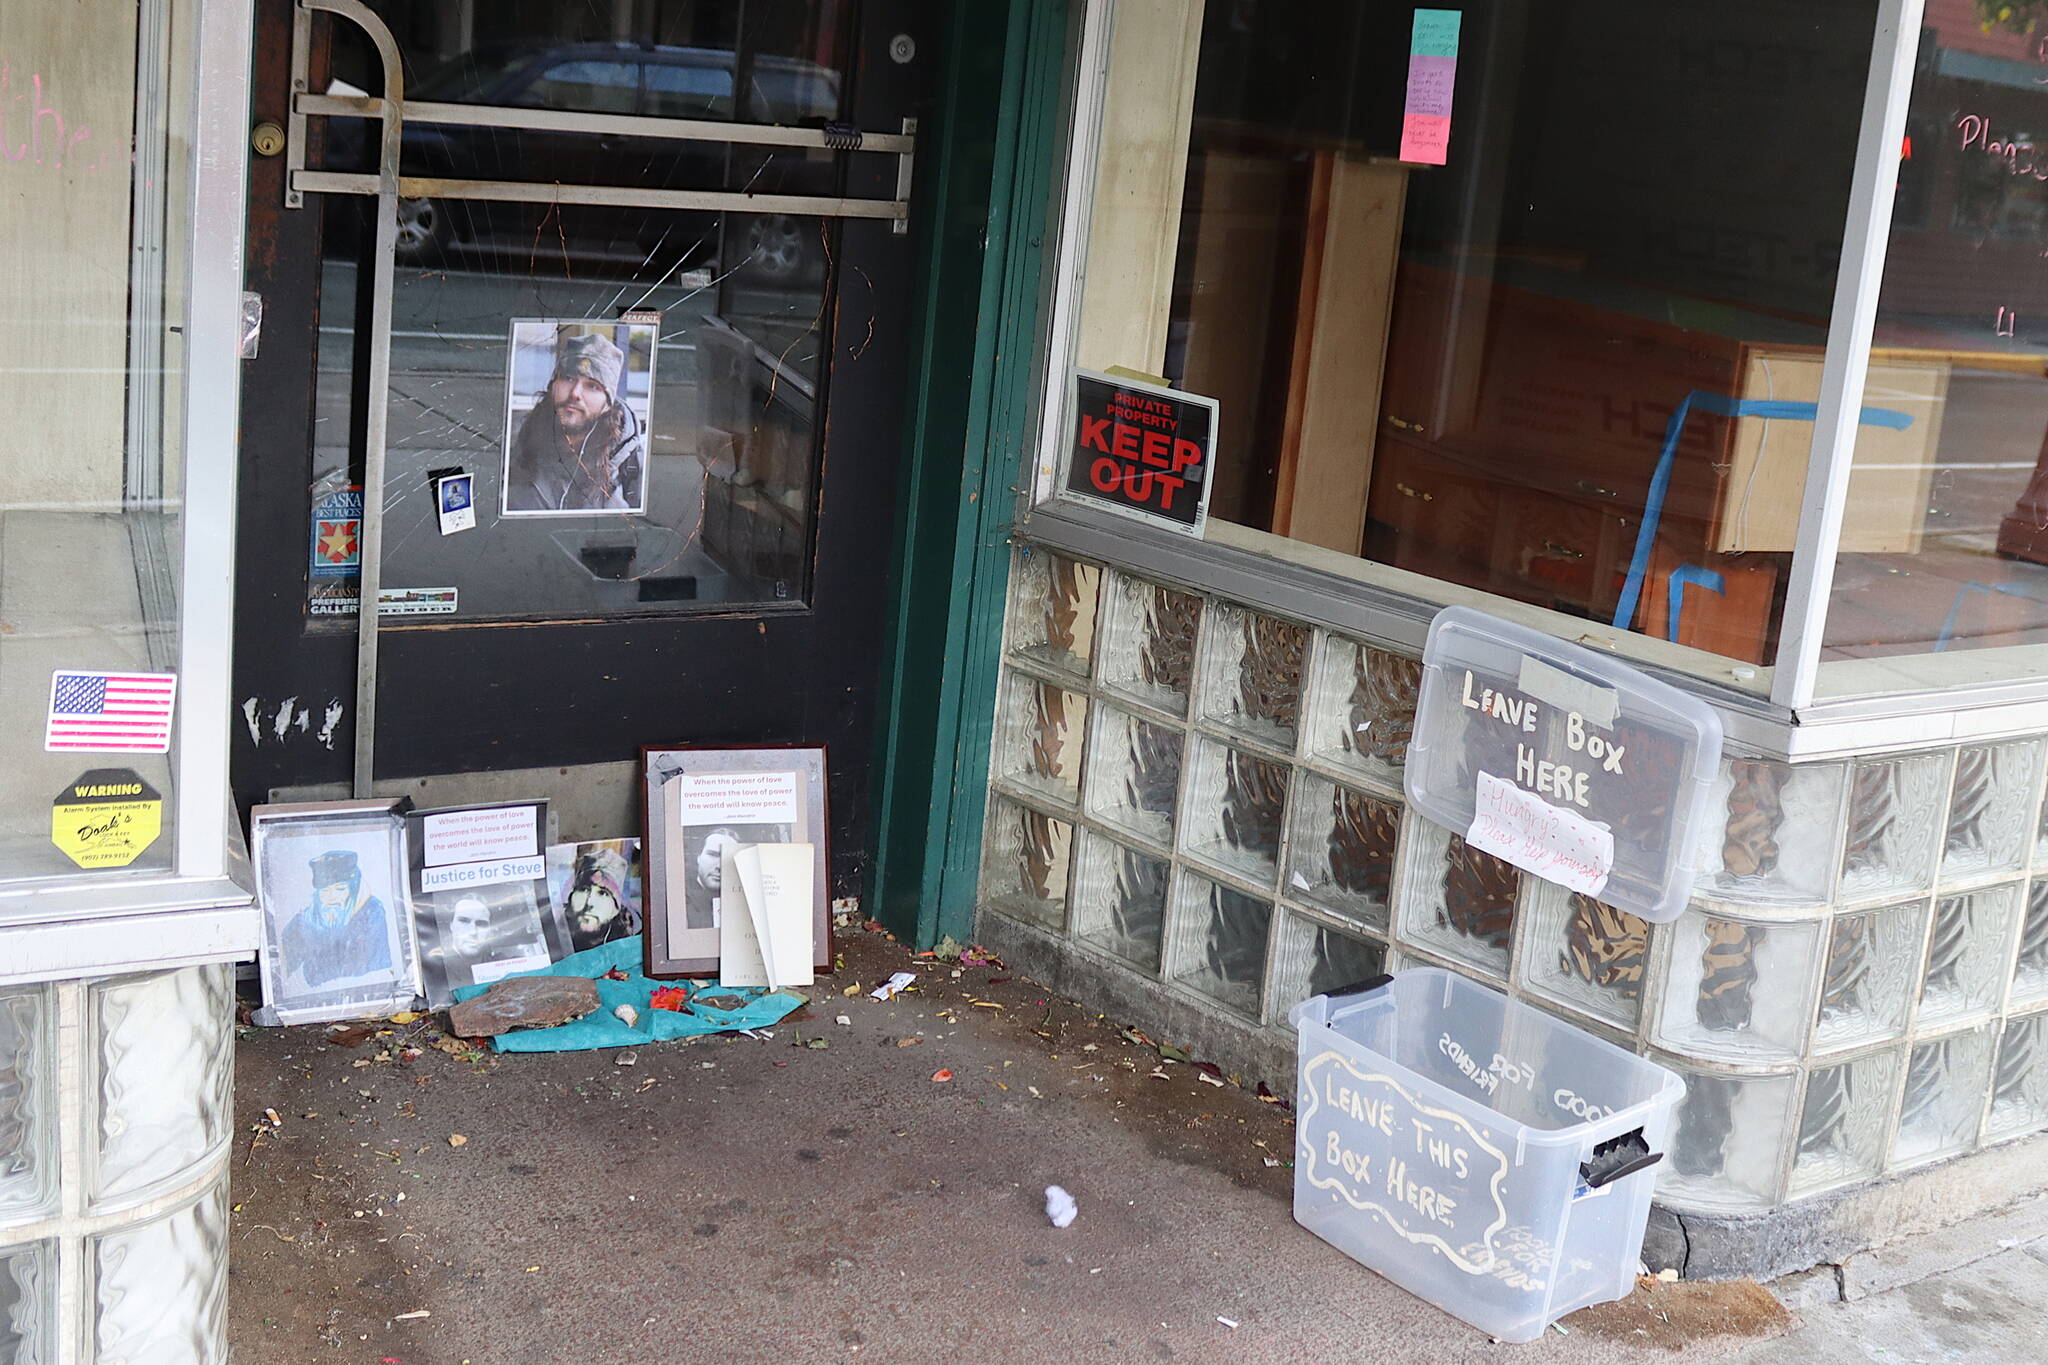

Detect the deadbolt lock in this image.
[251,121,286,157]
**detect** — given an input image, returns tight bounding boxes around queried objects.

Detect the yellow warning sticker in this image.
[52,769,163,869]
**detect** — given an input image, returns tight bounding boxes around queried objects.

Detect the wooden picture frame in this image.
[642,745,829,979]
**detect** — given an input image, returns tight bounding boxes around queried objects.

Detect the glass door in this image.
[234,0,928,897]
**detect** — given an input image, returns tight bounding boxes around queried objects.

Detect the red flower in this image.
[650,986,691,1012]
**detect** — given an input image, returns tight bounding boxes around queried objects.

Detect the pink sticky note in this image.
[1400,113,1452,166]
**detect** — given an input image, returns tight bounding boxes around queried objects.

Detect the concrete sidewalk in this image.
[1736,1193,2048,1364]
[226,928,2044,1364]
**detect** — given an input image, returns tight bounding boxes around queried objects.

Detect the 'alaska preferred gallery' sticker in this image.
[51,769,163,869]
[44,671,177,754]
[309,485,363,617]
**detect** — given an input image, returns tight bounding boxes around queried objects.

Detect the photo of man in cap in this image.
[502,323,652,514]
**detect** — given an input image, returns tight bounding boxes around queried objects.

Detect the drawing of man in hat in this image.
[505,327,646,513]
[280,848,395,989]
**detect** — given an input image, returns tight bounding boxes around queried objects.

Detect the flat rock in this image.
[449,976,600,1038]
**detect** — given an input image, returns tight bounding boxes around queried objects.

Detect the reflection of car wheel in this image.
[739,213,816,283]
[393,196,450,263]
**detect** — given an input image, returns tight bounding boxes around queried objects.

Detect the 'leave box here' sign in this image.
[1404,608,1722,923]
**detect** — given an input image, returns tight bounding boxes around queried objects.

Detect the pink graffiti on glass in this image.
[1957,113,2048,181]
[0,62,101,171]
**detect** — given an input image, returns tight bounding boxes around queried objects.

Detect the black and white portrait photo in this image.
[680,822,792,932]
[415,882,558,1007]
[501,319,656,516]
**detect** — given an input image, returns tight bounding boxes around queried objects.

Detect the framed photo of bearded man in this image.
[642,745,829,979]
[500,318,657,517]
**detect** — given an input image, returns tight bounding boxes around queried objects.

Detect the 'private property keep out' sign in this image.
[1064,370,1216,533]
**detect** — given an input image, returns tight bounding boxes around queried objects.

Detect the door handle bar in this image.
[288,4,918,231]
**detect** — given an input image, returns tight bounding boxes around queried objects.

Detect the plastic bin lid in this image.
[1402,608,1722,923]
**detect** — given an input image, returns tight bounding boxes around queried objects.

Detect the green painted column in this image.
[867,0,1070,947]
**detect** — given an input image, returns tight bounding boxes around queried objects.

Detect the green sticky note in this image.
[1411,8,1462,58]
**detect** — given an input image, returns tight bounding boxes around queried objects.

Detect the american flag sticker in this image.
[44,671,178,753]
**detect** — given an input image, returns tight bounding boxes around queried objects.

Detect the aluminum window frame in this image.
[1019,0,2048,760]
[0,0,256,932]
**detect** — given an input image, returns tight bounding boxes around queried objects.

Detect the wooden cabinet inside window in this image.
[1365,263,1950,662]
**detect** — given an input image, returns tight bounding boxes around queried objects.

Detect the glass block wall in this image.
[0,964,233,1361]
[980,546,2048,1215]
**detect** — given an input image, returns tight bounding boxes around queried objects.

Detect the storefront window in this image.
[1051,0,1881,675]
[1826,0,2048,670]
[0,0,195,882]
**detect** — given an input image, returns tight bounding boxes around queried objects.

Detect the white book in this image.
[718,842,814,988]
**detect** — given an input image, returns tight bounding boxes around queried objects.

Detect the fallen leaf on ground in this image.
[447,1134,468,1148]
[1157,1044,1190,1063]
[931,1069,954,1083]
[896,1037,923,1048]
[325,1025,374,1048]
[387,1011,421,1025]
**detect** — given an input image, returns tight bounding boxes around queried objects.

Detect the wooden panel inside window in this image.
[1074,0,1207,376]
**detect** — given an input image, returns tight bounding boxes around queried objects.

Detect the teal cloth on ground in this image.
[448,935,803,1053]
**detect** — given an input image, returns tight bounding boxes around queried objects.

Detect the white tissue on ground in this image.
[1045,1185,1077,1228]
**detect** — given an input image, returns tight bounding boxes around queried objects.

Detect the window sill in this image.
[1018,497,2048,759]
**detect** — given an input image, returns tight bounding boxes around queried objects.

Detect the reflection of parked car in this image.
[324,42,841,280]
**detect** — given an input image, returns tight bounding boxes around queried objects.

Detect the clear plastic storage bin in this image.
[1291,969,1684,1342]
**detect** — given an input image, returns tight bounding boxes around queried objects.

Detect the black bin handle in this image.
[1322,972,1395,1000]
[1581,1128,1664,1189]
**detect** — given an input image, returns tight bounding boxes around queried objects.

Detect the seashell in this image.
[613,1003,640,1028]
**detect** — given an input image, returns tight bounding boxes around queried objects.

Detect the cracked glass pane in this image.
[308,0,852,623]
